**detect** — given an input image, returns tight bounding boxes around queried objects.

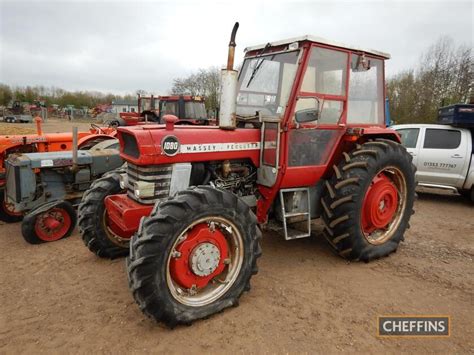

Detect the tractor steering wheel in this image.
[90,123,105,134]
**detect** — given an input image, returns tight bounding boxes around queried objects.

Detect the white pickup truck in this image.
[392,124,474,202]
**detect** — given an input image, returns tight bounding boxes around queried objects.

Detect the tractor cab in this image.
[236,36,388,126]
[158,95,209,125]
[230,36,391,215]
[119,95,209,126]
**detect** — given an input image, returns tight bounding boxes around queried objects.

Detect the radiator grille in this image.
[127,163,172,204]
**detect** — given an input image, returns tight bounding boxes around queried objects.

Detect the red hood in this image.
[117,124,261,166]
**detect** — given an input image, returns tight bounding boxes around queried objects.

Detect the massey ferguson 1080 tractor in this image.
[78,23,416,327]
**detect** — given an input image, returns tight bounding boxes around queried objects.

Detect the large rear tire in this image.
[127,186,262,327]
[78,167,128,258]
[320,139,416,262]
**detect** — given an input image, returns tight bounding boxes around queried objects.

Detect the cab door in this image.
[417,127,469,187]
[281,45,349,188]
[395,127,421,166]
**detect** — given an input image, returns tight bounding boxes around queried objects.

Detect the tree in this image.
[387,36,473,124]
[170,67,220,111]
[0,84,13,106]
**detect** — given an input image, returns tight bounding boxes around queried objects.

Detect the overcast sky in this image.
[0,0,472,95]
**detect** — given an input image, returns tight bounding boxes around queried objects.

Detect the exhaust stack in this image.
[219,22,239,130]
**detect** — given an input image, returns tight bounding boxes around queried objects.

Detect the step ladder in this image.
[279,187,311,240]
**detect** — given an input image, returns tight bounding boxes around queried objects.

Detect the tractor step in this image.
[279,188,311,240]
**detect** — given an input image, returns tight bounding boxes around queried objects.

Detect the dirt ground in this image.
[0,120,473,353]
[0,118,95,136]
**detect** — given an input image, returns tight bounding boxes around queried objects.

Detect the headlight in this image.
[119,173,128,189]
[134,188,140,198]
[133,181,155,199]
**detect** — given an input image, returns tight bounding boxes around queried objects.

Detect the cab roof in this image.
[244,35,391,59]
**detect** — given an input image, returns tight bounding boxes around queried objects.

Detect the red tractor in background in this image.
[116,95,210,126]
[78,23,416,327]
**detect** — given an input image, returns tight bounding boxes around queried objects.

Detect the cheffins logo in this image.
[161,135,180,156]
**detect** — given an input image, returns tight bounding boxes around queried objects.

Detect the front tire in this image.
[21,201,76,244]
[127,186,262,327]
[321,139,416,262]
[78,168,128,258]
[0,190,23,223]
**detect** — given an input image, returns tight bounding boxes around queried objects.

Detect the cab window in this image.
[301,47,348,96]
[396,128,419,148]
[347,55,384,124]
[162,101,178,115]
[423,129,461,149]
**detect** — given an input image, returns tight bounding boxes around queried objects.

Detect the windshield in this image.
[161,101,178,116]
[159,100,207,120]
[236,50,299,117]
[185,101,207,119]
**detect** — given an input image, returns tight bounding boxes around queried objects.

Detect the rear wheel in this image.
[459,188,474,203]
[21,201,76,244]
[127,186,261,327]
[321,139,416,262]
[0,190,23,223]
[78,167,128,258]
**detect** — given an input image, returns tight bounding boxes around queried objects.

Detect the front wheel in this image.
[321,139,416,262]
[21,201,76,244]
[78,167,128,258]
[0,190,23,223]
[127,186,262,327]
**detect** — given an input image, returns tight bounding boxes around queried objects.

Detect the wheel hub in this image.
[44,216,61,229]
[170,223,229,289]
[190,242,221,277]
[362,173,399,234]
[35,208,71,242]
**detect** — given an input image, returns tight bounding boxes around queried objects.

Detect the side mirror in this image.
[295,108,320,123]
[352,54,371,72]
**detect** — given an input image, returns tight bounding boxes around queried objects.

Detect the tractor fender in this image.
[358,127,401,143]
[26,199,69,217]
[78,134,116,149]
[323,128,403,180]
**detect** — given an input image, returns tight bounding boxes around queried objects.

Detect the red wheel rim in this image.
[2,200,22,217]
[169,222,229,289]
[34,208,71,242]
[362,172,399,235]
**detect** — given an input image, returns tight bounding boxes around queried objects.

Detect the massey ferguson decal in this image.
[161,135,180,156]
[180,142,260,153]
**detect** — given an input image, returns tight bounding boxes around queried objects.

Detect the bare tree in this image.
[171,67,220,111]
[387,36,472,124]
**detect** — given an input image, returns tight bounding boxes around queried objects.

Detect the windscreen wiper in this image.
[246,43,271,88]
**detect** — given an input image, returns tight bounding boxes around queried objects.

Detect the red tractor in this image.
[78,23,416,327]
[116,95,210,126]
